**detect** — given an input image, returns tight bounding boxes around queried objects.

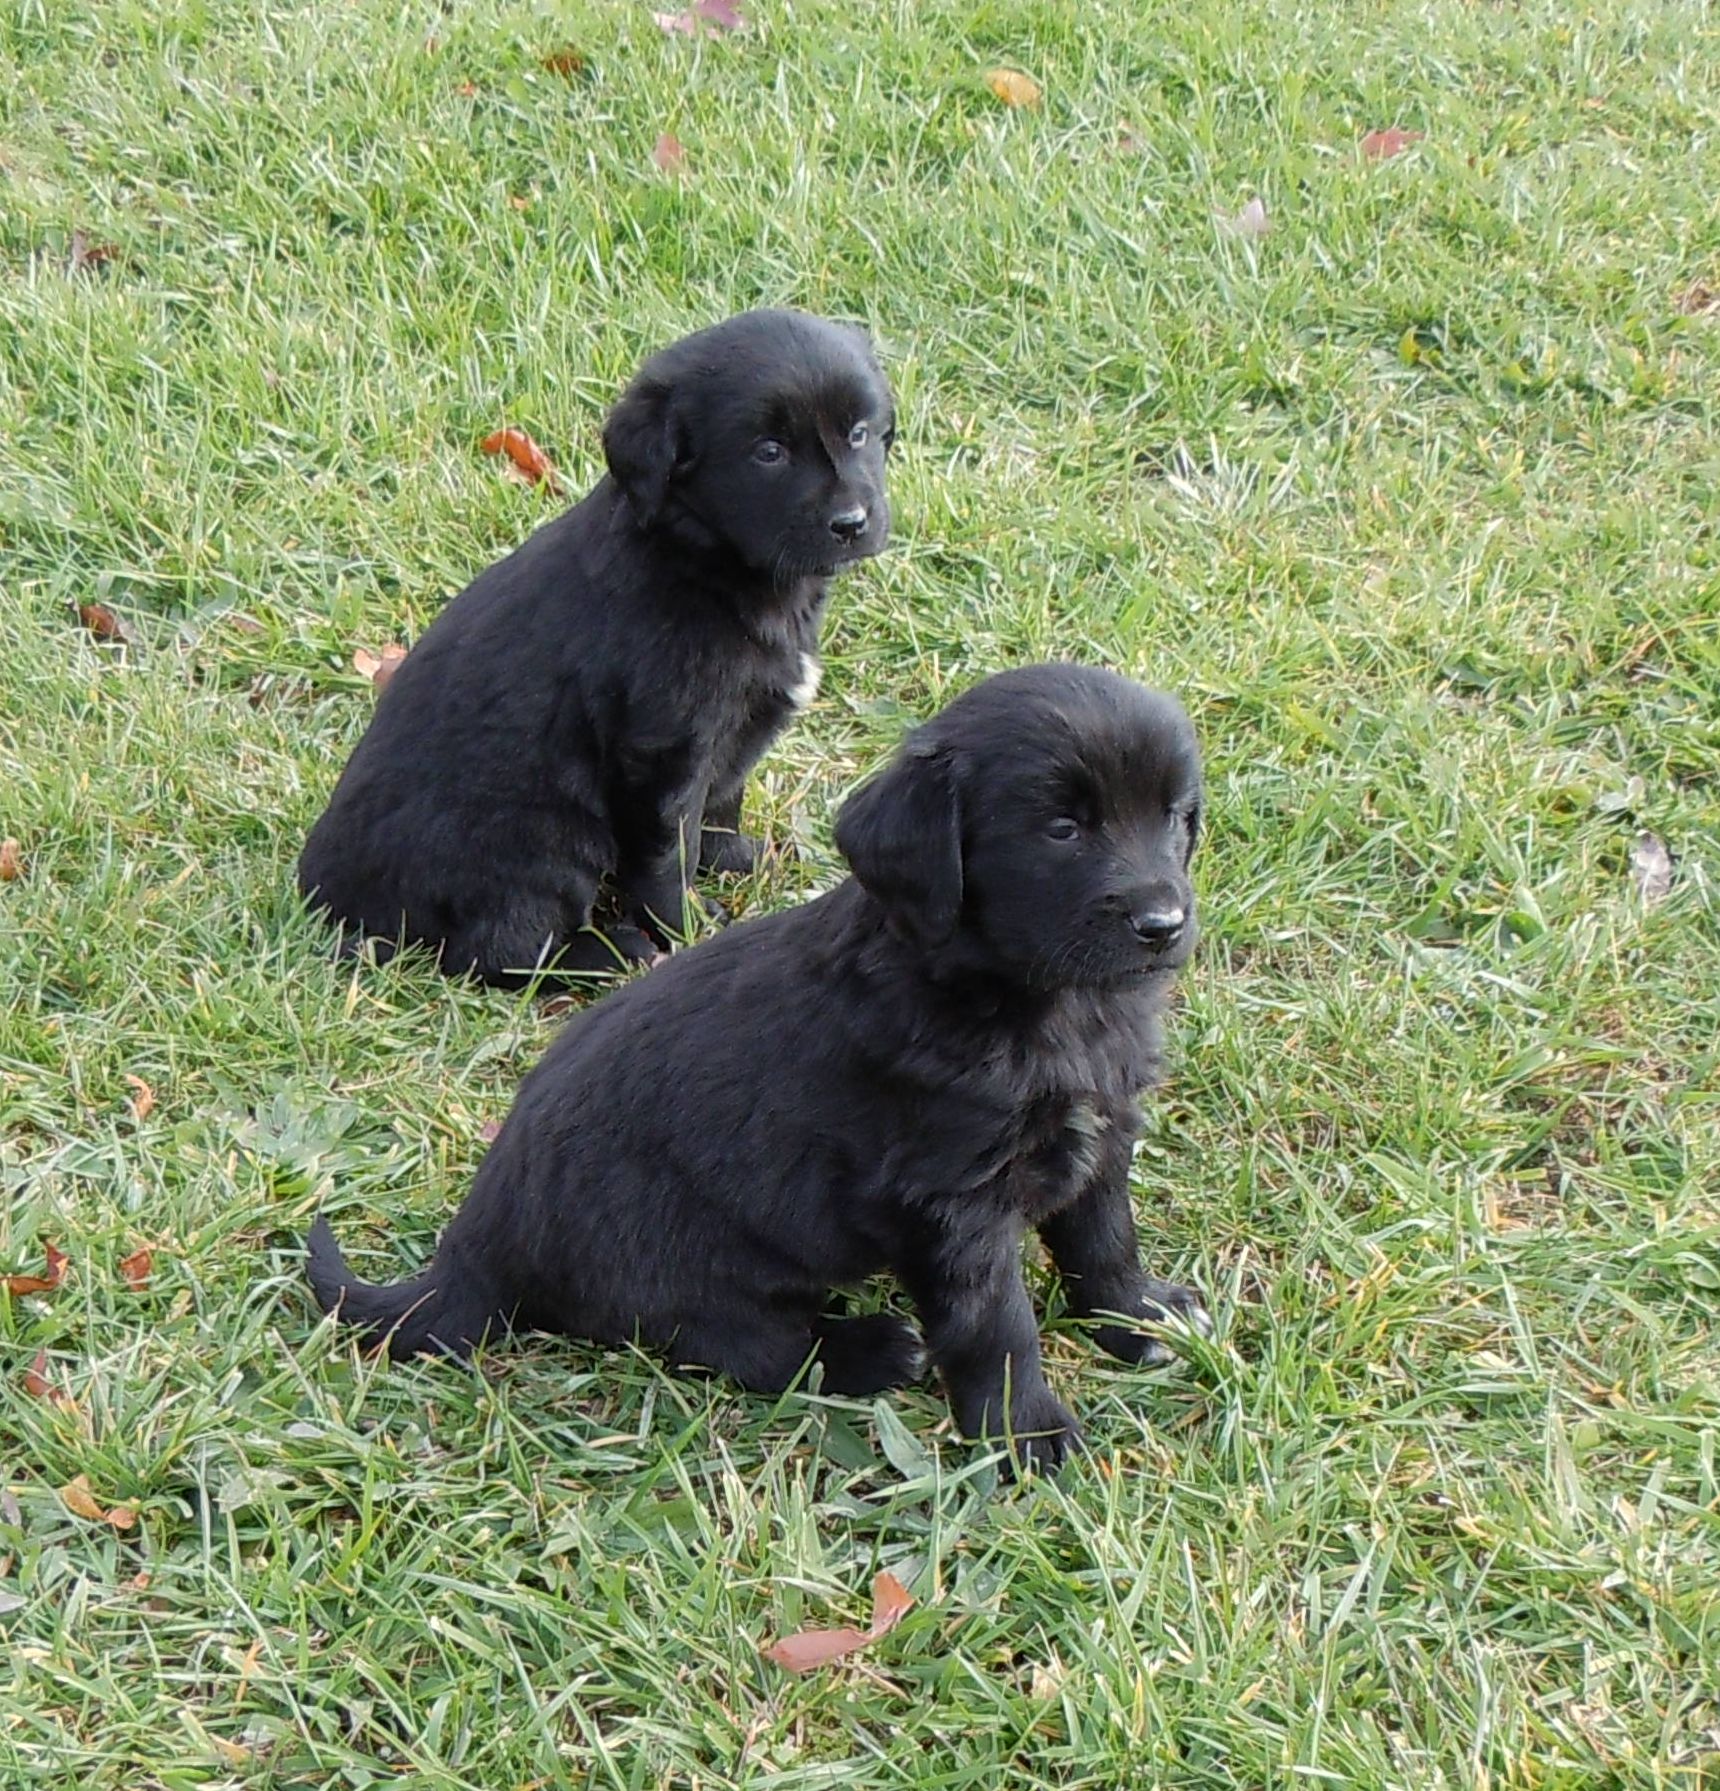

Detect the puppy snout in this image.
[1129,901,1187,948]
[828,505,869,543]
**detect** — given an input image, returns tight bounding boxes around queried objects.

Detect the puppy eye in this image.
[753,439,788,465]
[847,421,869,449]
[1046,818,1081,842]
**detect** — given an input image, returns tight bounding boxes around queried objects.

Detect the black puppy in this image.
[298,309,893,983]
[308,664,1210,1470]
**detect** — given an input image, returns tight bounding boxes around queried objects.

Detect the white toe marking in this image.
[786,652,822,711]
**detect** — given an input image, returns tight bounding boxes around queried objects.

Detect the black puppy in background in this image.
[308,664,1210,1471]
[298,309,893,984]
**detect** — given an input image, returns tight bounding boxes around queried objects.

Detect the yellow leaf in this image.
[986,68,1042,109]
[60,1476,106,1521]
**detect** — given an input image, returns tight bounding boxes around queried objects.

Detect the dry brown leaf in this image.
[507,193,531,211]
[59,1476,134,1529]
[21,1349,74,1408]
[1216,196,1270,239]
[986,69,1043,109]
[540,46,588,77]
[763,1570,915,1674]
[653,131,689,175]
[478,1119,503,1145]
[1675,281,1719,318]
[127,1570,153,1592]
[67,229,120,275]
[352,644,408,692]
[2,1243,69,1298]
[0,839,22,882]
[1630,832,1674,905]
[125,1074,155,1122]
[1360,126,1424,161]
[120,1246,154,1290]
[480,427,565,496]
[76,602,142,647]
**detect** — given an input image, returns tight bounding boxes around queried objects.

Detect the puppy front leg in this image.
[621,797,706,946]
[1038,1140,1211,1366]
[904,1240,1081,1473]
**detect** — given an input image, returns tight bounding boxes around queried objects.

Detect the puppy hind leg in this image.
[811,1311,926,1395]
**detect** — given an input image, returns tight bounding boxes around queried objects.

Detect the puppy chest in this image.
[1002,1097,1113,1218]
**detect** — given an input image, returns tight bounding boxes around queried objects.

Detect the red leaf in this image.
[654,0,744,38]
[1360,127,1423,161]
[125,1074,155,1122]
[67,229,120,275]
[60,1475,135,1529]
[652,131,689,175]
[353,644,409,691]
[120,1247,154,1290]
[22,1350,68,1404]
[763,1571,915,1674]
[480,427,566,496]
[0,838,22,882]
[540,46,587,77]
[2,1243,69,1298]
[76,602,142,647]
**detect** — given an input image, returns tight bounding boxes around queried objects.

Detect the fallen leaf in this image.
[763,1570,915,1674]
[652,131,689,175]
[66,229,120,275]
[1216,196,1270,239]
[21,1350,74,1408]
[654,0,744,37]
[225,611,266,637]
[507,193,531,211]
[539,991,580,1018]
[480,427,565,496]
[456,80,478,98]
[540,46,587,77]
[1675,281,1719,318]
[0,839,22,882]
[1360,126,1424,161]
[986,68,1043,109]
[126,1570,152,1592]
[125,1074,155,1122]
[1630,832,1673,905]
[2,1243,69,1297]
[120,1246,154,1290]
[76,602,143,647]
[0,1588,24,1614]
[478,1120,503,1144]
[352,644,408,692]
[59,1476,134,1530]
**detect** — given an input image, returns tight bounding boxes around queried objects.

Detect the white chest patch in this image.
[786,652,823,711]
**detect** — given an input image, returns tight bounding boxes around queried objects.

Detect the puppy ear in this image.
[602,377,681,526]
[835,742,962,942]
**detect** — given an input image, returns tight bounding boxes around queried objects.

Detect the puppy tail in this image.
[306,1214,499,1361]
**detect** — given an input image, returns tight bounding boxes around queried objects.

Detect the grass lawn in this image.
[3,0,1718,1784]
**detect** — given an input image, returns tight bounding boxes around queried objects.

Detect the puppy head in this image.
[837,665,1203,987]
[602,309,894,578]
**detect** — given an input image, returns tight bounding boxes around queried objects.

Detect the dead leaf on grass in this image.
[120,1246,154,1290]
[762,1570,914,1673]
[480,427,565,496]
[478,1120,503,1144]
[66,229,121,275]
[2,1243,69,1298]
[352,644,408,692]
[540,46,588,77]
[1675,281,1719,318]
[1360,126,1424,161]
[1216,196,1270,239]
[1630,832,1674,906]
[0,839,22,882]
[60,1475,135,1530]
[652,131,689,175]
[21,1350,75,1409]
[125,1074,155,1122]
[986,68,1042,109]
[76,602,143,647]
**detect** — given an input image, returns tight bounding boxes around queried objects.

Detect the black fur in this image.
[307,664,1210,1472]
[297,309,893,984]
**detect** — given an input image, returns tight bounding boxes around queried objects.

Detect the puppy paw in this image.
[698,830,765,876]
[1002,1386,1085,1477]
[813,1313,926,1396]
[1092,1278,1212,1366]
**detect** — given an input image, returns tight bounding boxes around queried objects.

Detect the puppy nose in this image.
[1130,903,1187,946]
[828,506,869,542]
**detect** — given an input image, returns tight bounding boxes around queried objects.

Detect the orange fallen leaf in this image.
[540,46,587,77]
[2,1243,69,1297]
[763,1570,914,1674]
[652,131,689,175]
[125,1074,155,1122]
[480,427,565,496]
[507,193,532,211]
[127,1570,153,1592]
[456,80,478,98]
[352,644,408,692]
[1360,126,1423,161]
[986,69,1042,109]
[120,1246,154,1290]
[21,1349,74,1408]
[0,839,22,882]
[67,229,121,275]
[76,602,142,647]
[60,1476,135,1530]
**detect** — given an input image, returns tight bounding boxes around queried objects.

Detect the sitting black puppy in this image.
[297,309,893,984]
[308,664,1210,1470]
